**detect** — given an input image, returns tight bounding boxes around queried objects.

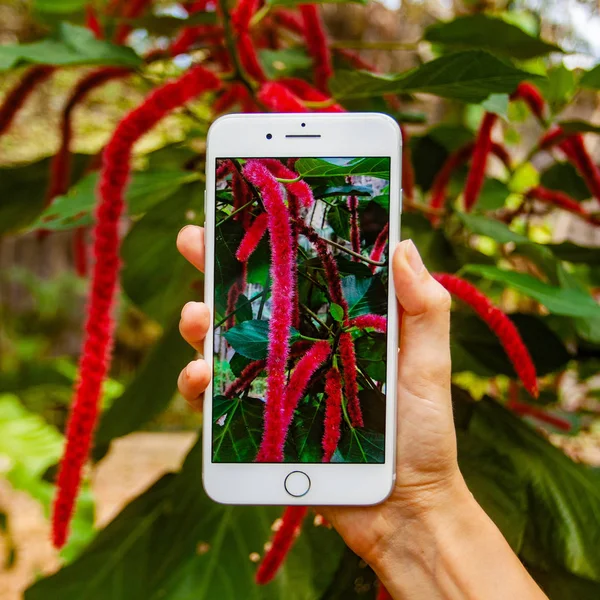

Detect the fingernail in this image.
[405,240,424,275]
[178,224,194,236]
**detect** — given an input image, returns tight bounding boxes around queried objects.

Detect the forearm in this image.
[370,479,547,600]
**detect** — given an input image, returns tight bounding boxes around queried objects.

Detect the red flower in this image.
[464,112,497,212]
[433,273,538,398]
[273,9,304,35]
[237,31,267,82]
[232,168,252,228]
[276,77,345,112]
[491,142,511,169]
[216,159,233,180]
[299,5,333,92]
[51,65,221,549]
[243,161,295,463]
[511,83,545,120]
[539,127,568,151]
[562,134,600,202]
[47,67,131,205]
[237,213,269,262]
[347,194,361,258]
[212,82,246,115]
[257,81,308,113]
[526,186,598,224]
[0,65,55,136]
[225,262,247,330]
[114,0,153,43]
[73,228,88,278]
[282,340,331,431]
[369,222,389,274]
[322,366,343,462]
[259,158,314,208]
[348,314,387,333]
[338,332,363,427]
[85,4,104,39]
[256,506,308,584]
[170,25,223,56]
[231,0,259,32]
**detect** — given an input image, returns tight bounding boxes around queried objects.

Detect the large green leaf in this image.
[224,320,302,360]
[121,183,203,324]
[468,399,600,582]
[0,155,89,234]
[456,212,529,243]
[580,63,600,90]
[259,48,312,79]
[424,14,561,59]
[548,242,600,264]
[330,51,540,103]
[0,23,141,71]
[93,320,195,458]
[33,170,199,231]
[34,0,86,12]
[26,439,346,600]
[334,428,385,463]
[462,265,600,318]
[295,157,390,179]
[540,162,590,201]
[213,395,264,462]
[341,275,387,318]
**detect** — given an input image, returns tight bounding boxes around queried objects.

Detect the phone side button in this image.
[284,471,311,498]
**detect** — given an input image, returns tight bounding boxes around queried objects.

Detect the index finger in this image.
[177,225,205,273]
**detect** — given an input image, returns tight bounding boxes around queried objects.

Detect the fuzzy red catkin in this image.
[237,213,269,261]
[286,188,302,328]
[212,82,246,115]
[216,159,233,180]
[526,186,599,224]
[276,77,345,112]
[539,126,568,151]
[369,222,389,274]
[47,67,131,205]
[508,398,571,431]
[258,81,308,113]
[322,366,343,462]
[0,65,55,136]
[338,332,363,427]
[231,0,258,32]
[563,134,600,201]
[51,64,221,549]
[400,125,415,203]
[114,0,153,43]
[464,112,497,212]
[243,161,294,463]
[259,157,314,208]
[348,314,387,333]
[347,194,361,258]
[433,273,538,398]
[85,4,104,39]
[282,340,331,427]
[299,5,333,93]
[491,141,512,169]
[73,228,88,277]
[237,31,267,82]
[273,8,304,35]
[256,506,308,584]
[510,82,545,120]
[232,168,252,228]
[225,359,266,398]
[170,25,223,56]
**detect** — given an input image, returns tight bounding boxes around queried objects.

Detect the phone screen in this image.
[212,157,391,464]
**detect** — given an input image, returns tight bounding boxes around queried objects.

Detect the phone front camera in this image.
[266,133,273,140]
[301,122,306,127]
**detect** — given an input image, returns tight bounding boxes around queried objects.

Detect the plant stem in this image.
[257,270,270,319]
[215,291,264,328]
[250,3,270,27]
[216,200,255,226]
[301,304,334,335]
[322,236,386,267]
[274,175,302,184]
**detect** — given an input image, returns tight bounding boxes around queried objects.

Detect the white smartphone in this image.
[203,113,401,505]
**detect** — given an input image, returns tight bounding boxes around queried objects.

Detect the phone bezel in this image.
[203,113,402,505]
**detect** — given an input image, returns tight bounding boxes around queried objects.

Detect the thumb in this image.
[391,240,458,485]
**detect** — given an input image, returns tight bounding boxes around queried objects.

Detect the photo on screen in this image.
[212,157,391,464]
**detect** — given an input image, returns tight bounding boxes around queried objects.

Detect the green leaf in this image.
[480,93,510,118]
[34,0,86,12]
[235,293,254,324]
[509,162,540,193]
[290,399,326,463]
[456,212,529,243]
[26,439,346,600]
[580,63,600,90]
[330,51,541,104]
[0,155,89,234]
[327,204,350,240]
[334,428,384,463]
[330,303,344,322]
[548,242,600,264]
[121,183,203,324]
[527,563,600,600]
[223,320,301,360]
[557,120,600,135]
[94,320,195,457]
[213,396,264,462]
[33,170,199,231]
[259,48,312,79]
[461,265,600,318]
[424,14,561,59]
[0,24,141,71]
[540,162,590,201]
[295,157,390,179]
[341,276,387,318]
[475,178,511,211]
[468,399,600,582]
[537,64,576,114]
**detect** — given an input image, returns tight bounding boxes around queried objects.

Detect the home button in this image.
[284,471,311,498]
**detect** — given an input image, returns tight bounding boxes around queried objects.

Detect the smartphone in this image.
[203,113,401,505]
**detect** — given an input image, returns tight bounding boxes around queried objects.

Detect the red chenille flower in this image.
[338,332,363,427]
[348,314,387,333]
[322,366,343,462]
[236,213,269,262]
[258,81,308,113]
